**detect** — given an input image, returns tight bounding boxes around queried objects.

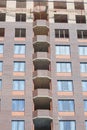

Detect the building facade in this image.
[0,0,87,130]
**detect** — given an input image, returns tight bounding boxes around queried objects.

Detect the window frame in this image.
[12,99,25,112]
[56,62,71,72]
[56,45,70,55]
[14,44,25,55]
[14,61,25,72]
[58,99,74,112]
[57,80,73,92]
[12,120,25,130]
[13,80,25,91]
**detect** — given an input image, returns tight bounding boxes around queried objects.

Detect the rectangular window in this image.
[76,15,86,24]
[15,28,26,38]
[59,121,75,130]
[54,1,67,9]
[0,0,6,8]
[14,62,25,72]
[58,100,74,112]
[55,29,69,38]
[54,14,68,23]
[0,28,5,37]
[57,80,73,92]
[0,44,3,54]
[80,63,87,72]
[12,120,24,130]
[16,13,26,22]
[79,46,87,55]
[14,44,25,54]
[13,80,25,91]
[12,99,25,111]
[56,45,70,55]
[82,81,87,91]
[74,2,84,10]
[16,0,26,8]
[84,100,87,111]
[56,62,71,72]
[0,80,2,90]
[0,61,3,72]
[77,30,87,39]
[85,121,87,130]
[0,13,6,21]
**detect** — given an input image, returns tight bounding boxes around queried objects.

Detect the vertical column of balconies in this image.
[32,2,53,130]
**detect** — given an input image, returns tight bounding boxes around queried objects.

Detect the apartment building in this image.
[0,0,87,130]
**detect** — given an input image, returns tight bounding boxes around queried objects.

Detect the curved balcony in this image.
[33,20,49,35]
[33,35,50,45]
[33,70,51,80]
[33,89,52,99]
[33,110,53,120]
[33,52,50,61]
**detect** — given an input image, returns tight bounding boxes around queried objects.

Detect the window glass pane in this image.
[12,121,24,130]
[58,100,74,111]
[0,45,3,53]
[56,45,70,55]
[59,121,75,130]
[0,62,3,72]
[82,81,87,91]
[12,99,25,111]
[13,80,25,90]
[80,63,87,72]
[14,62,25,72]
[56,63,71,72]
[84,100,87,111]
[0,80,2,90]
[57,81,73,91]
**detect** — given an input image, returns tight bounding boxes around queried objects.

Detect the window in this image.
[13,80,25,91]
[0,0,6,8]
[14,62,25,72]
[56,62,71,72]
[76,15,86,24]
[85,121,87,130]
[79,46,87,55]
[57,80,73,92]
[54,1,67,9]
[16,13,26,22]
[80,63,87,72]
[55,29,69,38]
[77,30,87,39]
[74,2,84,10]
[12,99,25,111]
[12,120,24,130]
[84,100,87,111]
[16,0,26,8]
[0,44,3,54]
[0,28,5,37]
[0,80,2,90]
[59,120,75,130]
[56,45,70,55]
[54,14,68,23]
[0,62,3,72]
[58,100,74,112]
[82,81,87,91]
[15,28,26,38]
[0,13,6,21]
[14,44,25,54]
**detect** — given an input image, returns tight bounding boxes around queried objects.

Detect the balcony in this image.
[33,89,52,99]
[33,77,51,89]
[33,35,50,44]
[33,110,52,119]
[33,20,49,35]
[33,52,50,61]
[33,70,51,79]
